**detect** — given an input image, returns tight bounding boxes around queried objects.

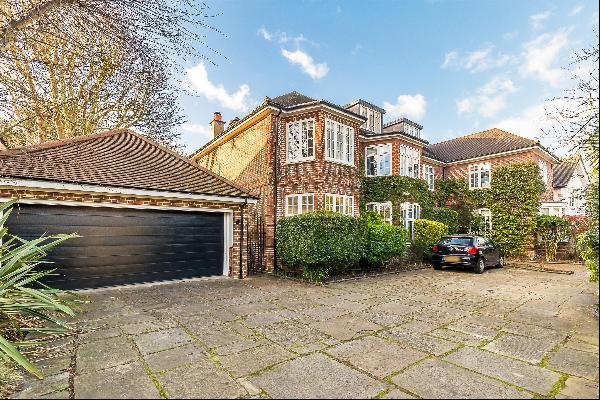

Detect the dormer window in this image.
[359,104,382,133]
[402,122,421,139]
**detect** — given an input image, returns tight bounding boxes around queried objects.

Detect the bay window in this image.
[365,144,391,176]
[401,202,421,240]
[400,145,420,178]
[423,164,435,190]
[366,202,393,225]
[325,119,354,165]
[287,119,314,163]
[325,194,355,216]
[469,163,491,189]
[286,194,314,216]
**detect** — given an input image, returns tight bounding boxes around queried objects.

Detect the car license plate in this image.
[444,256,461,263]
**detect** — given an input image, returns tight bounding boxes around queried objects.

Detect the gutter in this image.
[273,107,283,272]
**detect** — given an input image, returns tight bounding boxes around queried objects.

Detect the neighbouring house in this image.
[0,129,257,289]
[193,91,580,270]
[551,154,590,217]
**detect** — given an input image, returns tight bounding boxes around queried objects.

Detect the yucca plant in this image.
[0,200,78,378]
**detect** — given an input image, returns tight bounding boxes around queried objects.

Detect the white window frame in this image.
[286,118,315,163]
[469,162,491,189]
[366,201,393,225]
[365,144,392,177]
[325,118,355,166]
[399,145,420,178]
[325,194,355,216]
[423,164,435,191]
[474,208,492,237]
[285,193,314,216]
[401,202,421,240]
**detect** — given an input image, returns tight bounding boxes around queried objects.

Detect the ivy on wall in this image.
[488,162,545,256]
[361,176,434,225]
[432,179,489,233]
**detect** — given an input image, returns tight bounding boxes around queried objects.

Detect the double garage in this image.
[0,130,256,290]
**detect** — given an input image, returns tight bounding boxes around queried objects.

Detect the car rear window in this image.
[439,237,474,246]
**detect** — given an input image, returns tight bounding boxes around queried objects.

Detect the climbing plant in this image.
[432,178,490,232]
[361,176,434,225]
[488,162,546,256]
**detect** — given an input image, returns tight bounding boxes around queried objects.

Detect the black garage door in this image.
[6,204,225,290]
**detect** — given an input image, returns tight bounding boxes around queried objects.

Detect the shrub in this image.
[577,229,599,282]
[536,215,571,261]
[0,200,77,378]
[363,214,409,266]
[276,211,367,280]
[422,207,459,234]
[413,219,449,259]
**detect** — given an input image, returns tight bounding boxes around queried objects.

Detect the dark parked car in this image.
[431,235,504,274]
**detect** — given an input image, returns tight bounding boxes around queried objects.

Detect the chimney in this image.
[210,112,225,139]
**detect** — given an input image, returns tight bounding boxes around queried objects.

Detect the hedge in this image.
[276,211,368,281]
[413,218,449,259]
[363,211,409,266]
[536,215,570,261]
[422,207,459,234]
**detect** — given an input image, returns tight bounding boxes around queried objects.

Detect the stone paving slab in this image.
[326,336,427,379]
[133,328,192,355]
[74,362,160,399]
[381,327,459,356]
[392,359,530,399]
[559,376,600,399]
[144,343,207,372]
[310,315,382,341]
[76,336,138,374]
[547,347,600,380]
[484,333,558,364]
[444,346,561,395]
[251,353,386,399]
[219,344,295,377]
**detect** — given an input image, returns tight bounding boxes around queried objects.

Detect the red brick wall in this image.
[0,188,252,279]
[442,150,555,200]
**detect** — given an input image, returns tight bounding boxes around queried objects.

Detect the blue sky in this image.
[176,0,599,154]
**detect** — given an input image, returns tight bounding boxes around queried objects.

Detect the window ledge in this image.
[325,157,356,167]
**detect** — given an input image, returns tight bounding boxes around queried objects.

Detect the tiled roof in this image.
[0,130,254,198]
[425,128,541,163]
[553,155,579,188]
[271,91,316,108]
[344,99,386,114]
[383,118,423,130]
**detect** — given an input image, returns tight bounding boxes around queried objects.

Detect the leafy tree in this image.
[536,215,571,262]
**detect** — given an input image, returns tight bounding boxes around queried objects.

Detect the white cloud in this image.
[383,94,427,120]
[568,4,583,17]
[457,76,518,118]
[185,62,251,112]
[520,29,571,87]
[441,47,512,73]
[182,122,211,136]
[530,9,552,29]
[351,43,363,56]
[257,27,309,47]
[281,49,329,80]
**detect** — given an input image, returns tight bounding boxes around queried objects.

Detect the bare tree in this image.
[0,0,224,148]
[545,32,599,169]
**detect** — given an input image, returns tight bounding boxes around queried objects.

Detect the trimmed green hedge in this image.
[276,211,368,280]
[413,218,449,259]
[422,207,459,234]
[363,212,409,266]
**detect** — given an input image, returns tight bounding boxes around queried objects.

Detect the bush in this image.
[276,211,368,280]
[536,215,571,261]
[363,213,409,266]
[422,207,459,234]
[0,200,77,378]
[413,219,449,259]
[577,229,599,282]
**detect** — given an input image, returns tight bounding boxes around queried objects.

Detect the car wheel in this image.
[432,263,442,270]
[498,255,505,268]
[474,258,485,274]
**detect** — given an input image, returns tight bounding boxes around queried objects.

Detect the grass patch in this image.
[0,360,23,398]
[374,387,390,399]
[546,374,569,398]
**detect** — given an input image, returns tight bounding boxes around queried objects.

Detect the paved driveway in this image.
[14,266,599,399]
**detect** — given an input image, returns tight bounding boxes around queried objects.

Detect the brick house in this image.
[192,92,365,271]
[193,91,569,270]
[551,154,591,217]
[0,129,257,289]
